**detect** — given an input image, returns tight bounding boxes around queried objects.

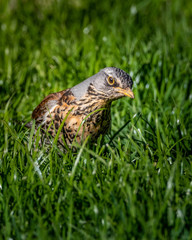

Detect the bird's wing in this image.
[31,89,68,125]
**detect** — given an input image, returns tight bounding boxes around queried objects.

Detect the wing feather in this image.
[32,89,67,125]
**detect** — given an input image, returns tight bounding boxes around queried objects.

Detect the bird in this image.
[26,67,134,148]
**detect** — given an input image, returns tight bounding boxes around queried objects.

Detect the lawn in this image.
[0,0,192,239]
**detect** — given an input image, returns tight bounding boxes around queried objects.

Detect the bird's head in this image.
[71,67,134,101]
[91,67,134,100]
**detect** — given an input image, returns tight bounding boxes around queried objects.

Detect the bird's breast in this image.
[63,101,111,144]
[43,96,111,146]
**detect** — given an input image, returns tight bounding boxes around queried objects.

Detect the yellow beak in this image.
[115,87,135,99]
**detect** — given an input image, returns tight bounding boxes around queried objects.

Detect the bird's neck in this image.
[74,84,111,114]
[82,83,110,104]
[76,94,111,112]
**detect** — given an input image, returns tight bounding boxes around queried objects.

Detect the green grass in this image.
[0,0,192,239]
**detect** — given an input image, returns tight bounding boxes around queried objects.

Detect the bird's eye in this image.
[107,76,115,85]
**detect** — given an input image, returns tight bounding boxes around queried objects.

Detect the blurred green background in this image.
[0,0,192,239]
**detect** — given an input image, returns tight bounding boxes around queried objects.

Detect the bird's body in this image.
[27,67,134,148]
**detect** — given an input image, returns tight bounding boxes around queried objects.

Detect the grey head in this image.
[71,67,134,101]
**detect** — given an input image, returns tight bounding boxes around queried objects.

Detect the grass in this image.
[0,0,192,239]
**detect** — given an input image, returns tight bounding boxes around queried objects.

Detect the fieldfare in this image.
[26,67,134,148]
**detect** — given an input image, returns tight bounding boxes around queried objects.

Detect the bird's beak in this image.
[115,87,135,99]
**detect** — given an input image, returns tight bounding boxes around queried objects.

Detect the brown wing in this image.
[32,89,68,125]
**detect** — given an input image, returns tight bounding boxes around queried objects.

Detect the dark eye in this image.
[107,76,115,85]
